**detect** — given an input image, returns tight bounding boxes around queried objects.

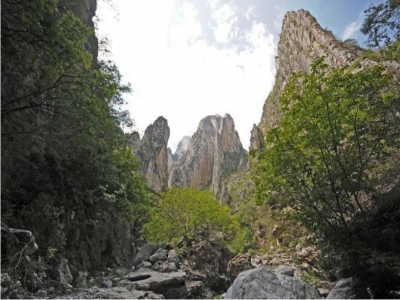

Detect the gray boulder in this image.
[327,277,355,299]
[121,269,187,299]
[149,248,168,263]
[225,266,320,299]
[133,244,159,267]
[168,250,180,265]
[138,261,153,269]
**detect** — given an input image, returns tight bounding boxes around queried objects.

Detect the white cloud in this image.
[208,0,219,10]
[97,0,276,152]
[245,6,255,20]
[342,21,361,40]
[342,12,364,40]
[212,4,238,44]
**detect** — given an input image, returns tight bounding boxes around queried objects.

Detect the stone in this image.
[55,257,73,285]
[152,261,177,273]
[134,244,159,267]
[224,266,320,299]
[276,273,321,299]
[167,249,180,265]
[274,265,295,277]
[34,290,47,298]
[168,114,248,204]
[65,286,165,299]
[149,248,168,263]
[121,269,187,299]
[327,277,355,299]
[102,279,112,288]
[318,287,330,297]
[186,281,204,298]
[227,253,252,281]
[138,261,153,269]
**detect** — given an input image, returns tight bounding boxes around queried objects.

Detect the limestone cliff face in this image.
[168,136,191,171]
[132,117,170,193]
[257,10,363,142]
[253,9,399,149]
[169,114,248,204]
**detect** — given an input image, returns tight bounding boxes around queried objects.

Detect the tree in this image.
[253,57,400,296]
[361,0,400,48]
[1,0,150,280]
[253,58,399,245]
[144,187,238,243]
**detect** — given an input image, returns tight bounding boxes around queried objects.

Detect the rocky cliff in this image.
[169,114,248,204]
[252,9,399,150]
[130,117,170,193]
[167,136,191,171]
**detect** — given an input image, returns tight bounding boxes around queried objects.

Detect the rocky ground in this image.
[1,228,355,299]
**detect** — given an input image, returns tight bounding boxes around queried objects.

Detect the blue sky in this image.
[96,0,385,152]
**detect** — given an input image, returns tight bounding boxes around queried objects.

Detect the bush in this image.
[143,187,238,244]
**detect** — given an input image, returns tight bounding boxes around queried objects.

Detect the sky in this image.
[96,0,385,152]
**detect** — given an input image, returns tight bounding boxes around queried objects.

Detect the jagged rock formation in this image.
[167,136,191,171]
[169,114,248,204]
[252,9,399,149]
[130,117,170,193]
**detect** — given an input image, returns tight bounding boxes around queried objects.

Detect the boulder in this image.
[227,253,252,281]
[327,277,355,299]
[34,290,47,298]
[133,244,159,267]
[149,248,168,263]
[65,286,165,299]
[153,261,178,273]
[225,266,320,299]
[276,273,320,298]
[121,269,187,299]
[138,261,153,269]
[168,249,180,265]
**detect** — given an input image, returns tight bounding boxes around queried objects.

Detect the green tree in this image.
[361,0,400,62]
[253,57,400,297]
[1,0,150,281]
[361,0,400,48]
[253,58,399,244]
[144,187,238,244]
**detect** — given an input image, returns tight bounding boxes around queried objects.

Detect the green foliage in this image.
[361,0,400,48]
[1,0,149,275]
[144,187,238,244]
[254,57,400,297]
[254,58,399,241]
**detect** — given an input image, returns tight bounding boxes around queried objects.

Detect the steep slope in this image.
[167,136,191,171]
[252,9,399,149]
[130,117,170,193]
[169,114,248,204]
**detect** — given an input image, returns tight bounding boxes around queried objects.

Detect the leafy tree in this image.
[361,0,400,48]
[1,0,150,280]
[253,57,400,296]
[144,187,238,244]
[253,57,399,244]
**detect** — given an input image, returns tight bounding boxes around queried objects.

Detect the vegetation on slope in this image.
[144,187,238,246]
[253,56,399,299]
[1,0,150,288]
